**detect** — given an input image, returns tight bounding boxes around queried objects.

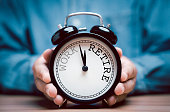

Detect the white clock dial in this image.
[53,36,118,101]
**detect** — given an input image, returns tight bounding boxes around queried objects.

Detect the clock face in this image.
[50,33,121,104]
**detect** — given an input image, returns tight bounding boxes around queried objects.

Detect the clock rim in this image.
[49,33,121,104]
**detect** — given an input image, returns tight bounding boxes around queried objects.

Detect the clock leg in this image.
[102,99,109,108]
[59,99,67,108]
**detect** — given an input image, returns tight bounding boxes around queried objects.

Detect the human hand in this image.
[32,47,137,107]
[32,49,64,106]
[105,47,137,106]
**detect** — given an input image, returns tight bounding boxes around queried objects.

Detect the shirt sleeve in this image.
[0,1,38,93]
[130,0,170,95]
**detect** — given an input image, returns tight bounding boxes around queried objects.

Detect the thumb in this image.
[43,49,53,63]
[115,47,123,57]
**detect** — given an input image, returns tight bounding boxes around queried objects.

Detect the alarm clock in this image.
[49,12,121,104]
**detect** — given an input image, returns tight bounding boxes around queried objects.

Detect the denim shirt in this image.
[0,0,170,94]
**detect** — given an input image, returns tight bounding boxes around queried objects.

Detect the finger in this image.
[44,93,53,101]
[106,95,116,106]
[45,83,58,98]
[53,95,64,106]
[121,56,137,81]
[32,49,52,83]
[123,78,136,94]
[120,72,128,82]
[115,47,123,57]
[115,78,136,95]
[122,66,137,82]
[114,83,125,95]
[35,78,57,98]
[43,49,53,63]
[33,64,51,83]
[106,94,127,106]
[35,78,46,93]
[116,94,127,103]
[36,49,53,83]
[33,49,53,66]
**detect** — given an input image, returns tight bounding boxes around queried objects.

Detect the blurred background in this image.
[0,0,170,95]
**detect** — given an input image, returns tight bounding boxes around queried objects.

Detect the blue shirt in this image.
[0,0,170,94]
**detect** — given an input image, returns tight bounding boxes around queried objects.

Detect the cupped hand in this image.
[32,49,64,106]
[105,47,137,106]
[32,47,137,107]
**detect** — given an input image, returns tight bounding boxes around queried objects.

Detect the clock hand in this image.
[79,45,88,71]
[79,45,85,65]
[84,50,86,66]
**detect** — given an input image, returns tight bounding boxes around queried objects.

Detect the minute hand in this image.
[79,45,86,66]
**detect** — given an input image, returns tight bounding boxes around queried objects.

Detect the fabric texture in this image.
[0,0,170,94]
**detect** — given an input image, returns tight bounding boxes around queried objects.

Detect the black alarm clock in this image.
[49,12,121,105]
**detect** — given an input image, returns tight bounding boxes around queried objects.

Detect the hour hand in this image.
[83,50,86,66]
